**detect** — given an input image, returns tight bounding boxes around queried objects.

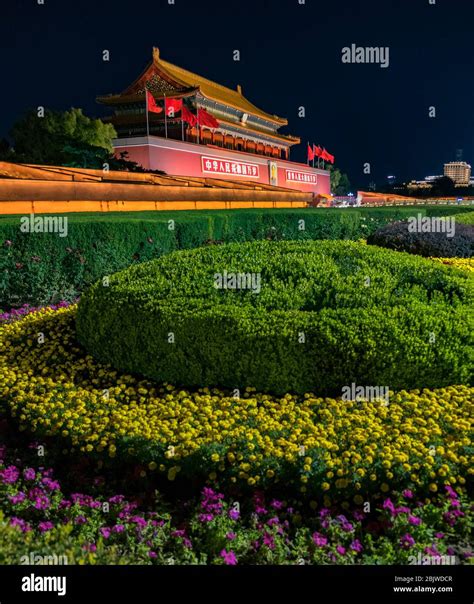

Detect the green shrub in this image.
[2,206,471,309]
[76,240,473,395]
[456,211,474,226]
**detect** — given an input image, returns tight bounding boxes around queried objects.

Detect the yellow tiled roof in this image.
[153,48,287,126]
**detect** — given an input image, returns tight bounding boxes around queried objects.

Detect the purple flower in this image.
[32,493,50,510]
[198,513,214,523]
[445,485,458,499]
[270,499,283,510]
[226,532,236,540]
[41,477,60,491]
[350,539,363,553]
[9,492,26,504]
[148,551,157,558]
[263,533,275,550]
[130,516,147,528]
[400,533,415,549]
[75,515,87,525]
[38,521,54,532]
[267,517,279,527]
[336,545,346,555]
[402,489,413,499]
[434,532,445,539]
[113,524,125,533]
[353,510,365,521]
[23,468,36,481]
[312,532,328,547]
[228,509,240,521]
[395,506,411,514]
[408,515,421,526]
[382,498,396,515]
[100,527,111,539]
[1,466,20,484]
[10,517,31,532]
[220,549,237,565]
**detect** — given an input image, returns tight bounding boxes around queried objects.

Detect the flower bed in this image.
[1,306,472,500]
[76,240,473,395]
[0,433,472,565]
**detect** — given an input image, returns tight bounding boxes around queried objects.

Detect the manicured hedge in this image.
[367,220,474,258]
[76,240,473,395]
[1,206,471,309]
[456,211,474,225]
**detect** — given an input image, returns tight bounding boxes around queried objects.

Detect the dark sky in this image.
[1,0,473,188]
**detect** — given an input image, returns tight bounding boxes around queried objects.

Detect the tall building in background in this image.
[444,161,471,186]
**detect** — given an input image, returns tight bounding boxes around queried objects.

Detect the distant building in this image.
[444,162,471,186]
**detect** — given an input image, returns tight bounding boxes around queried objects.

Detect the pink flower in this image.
[100,527,111,539]
[1,466,20,484]
[9,492,26,504]
[38,521,54,532]
[382,498,396,515]
[220,549,237,565]
[312,532,328,547]
[402,489,413,499]
[336,545,346,555]
[263,533,275,550]
[23,468,36,481]
[226,532,236,540]
[400,533,415,549]
[148,551,157,558]
[408,515,421,526]
[350,539,363,553]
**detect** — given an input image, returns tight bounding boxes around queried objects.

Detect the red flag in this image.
[307,143,314,162]
[315,145,323,158]
[182,104,197,127]
[146,90,162,114]
[321,148,330,161]
[197,107,219,128]
[165,98,183,117]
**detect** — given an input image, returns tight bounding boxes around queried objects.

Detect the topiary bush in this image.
[367,219,474,258]
[76,240,473,395]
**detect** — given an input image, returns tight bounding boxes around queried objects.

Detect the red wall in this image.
[114,136,331,196]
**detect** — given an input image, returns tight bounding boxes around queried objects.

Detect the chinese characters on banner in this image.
[201,156,260,178]
[285,170,318,184]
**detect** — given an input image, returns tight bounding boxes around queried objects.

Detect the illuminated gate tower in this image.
[98,48,330,195]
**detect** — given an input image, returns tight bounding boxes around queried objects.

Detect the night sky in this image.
[1,0,473,189]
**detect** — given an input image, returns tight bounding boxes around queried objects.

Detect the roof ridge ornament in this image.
[237,84,242,95]
[153,47,160,62]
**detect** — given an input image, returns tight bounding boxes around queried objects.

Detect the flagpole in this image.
[164,93,168,139]
[307,141,309,166]
[145,87,150,137]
